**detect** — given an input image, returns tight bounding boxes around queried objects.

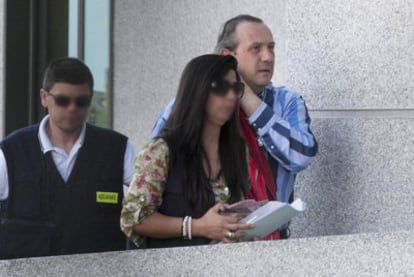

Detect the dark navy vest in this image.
[0,124,127,259]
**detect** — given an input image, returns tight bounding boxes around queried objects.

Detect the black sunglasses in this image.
[211,80,245,99]
[46,91,92,108]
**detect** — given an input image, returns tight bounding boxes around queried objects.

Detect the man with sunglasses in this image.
[0,57,136,259]
[151,15,318,240]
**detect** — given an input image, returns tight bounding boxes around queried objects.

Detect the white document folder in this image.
[238,198,305,240]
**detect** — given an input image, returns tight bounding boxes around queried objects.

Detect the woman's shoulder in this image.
[145,137,169,151]
[137,138,170,163]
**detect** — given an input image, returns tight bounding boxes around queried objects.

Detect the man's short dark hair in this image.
[214,14,263,54]
[42,57,94,93]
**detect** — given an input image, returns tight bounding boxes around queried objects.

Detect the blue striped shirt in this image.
[150,82,318,204]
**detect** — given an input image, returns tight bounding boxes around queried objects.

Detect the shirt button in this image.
[253,123,257,127]
[258,128,261,132]
[270,145,274,149]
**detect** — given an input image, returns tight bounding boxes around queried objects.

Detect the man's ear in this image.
[219,48,234,56]
[40,89,48,108]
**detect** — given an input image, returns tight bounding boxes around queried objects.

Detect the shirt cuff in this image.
[248,103,274,135]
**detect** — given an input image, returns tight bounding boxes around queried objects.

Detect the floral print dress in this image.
[120,138,232,247]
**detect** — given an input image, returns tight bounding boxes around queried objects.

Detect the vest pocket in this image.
[9,180,42,218]
[0,218,55,259]
[91,185,124,251]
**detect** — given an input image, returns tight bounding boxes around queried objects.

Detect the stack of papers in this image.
[221,198,305,240]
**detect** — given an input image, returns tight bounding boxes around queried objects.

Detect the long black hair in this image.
[161,54,248,207]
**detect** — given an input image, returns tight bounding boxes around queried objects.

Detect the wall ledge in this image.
[1,230,414,276]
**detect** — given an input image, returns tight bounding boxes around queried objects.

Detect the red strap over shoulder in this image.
[238,106,279,240]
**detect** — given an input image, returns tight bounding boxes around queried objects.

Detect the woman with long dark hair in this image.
[121,54,252,248]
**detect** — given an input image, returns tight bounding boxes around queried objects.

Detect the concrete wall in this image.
[287,0,414,238]
[113,0,414,238]
[2,230,414,276]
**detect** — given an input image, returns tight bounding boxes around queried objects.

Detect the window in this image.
[69,0,112,128]
[4,0,113,134]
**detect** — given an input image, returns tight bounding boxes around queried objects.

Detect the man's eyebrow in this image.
[247,41,275,49]
[248,42,262,48]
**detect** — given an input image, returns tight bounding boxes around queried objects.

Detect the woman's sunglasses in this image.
[46,91,92,108]
[211,80,245,99]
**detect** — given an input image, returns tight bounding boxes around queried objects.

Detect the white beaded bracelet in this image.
[188,216,192,240]
[182,216,189,238]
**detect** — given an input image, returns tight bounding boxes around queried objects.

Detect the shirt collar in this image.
[258,82,274,99]
[38,115,87,153]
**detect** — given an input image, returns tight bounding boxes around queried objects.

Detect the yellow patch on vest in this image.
[96,191,118,204]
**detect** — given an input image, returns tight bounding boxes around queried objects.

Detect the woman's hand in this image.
[192,203,254,243]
